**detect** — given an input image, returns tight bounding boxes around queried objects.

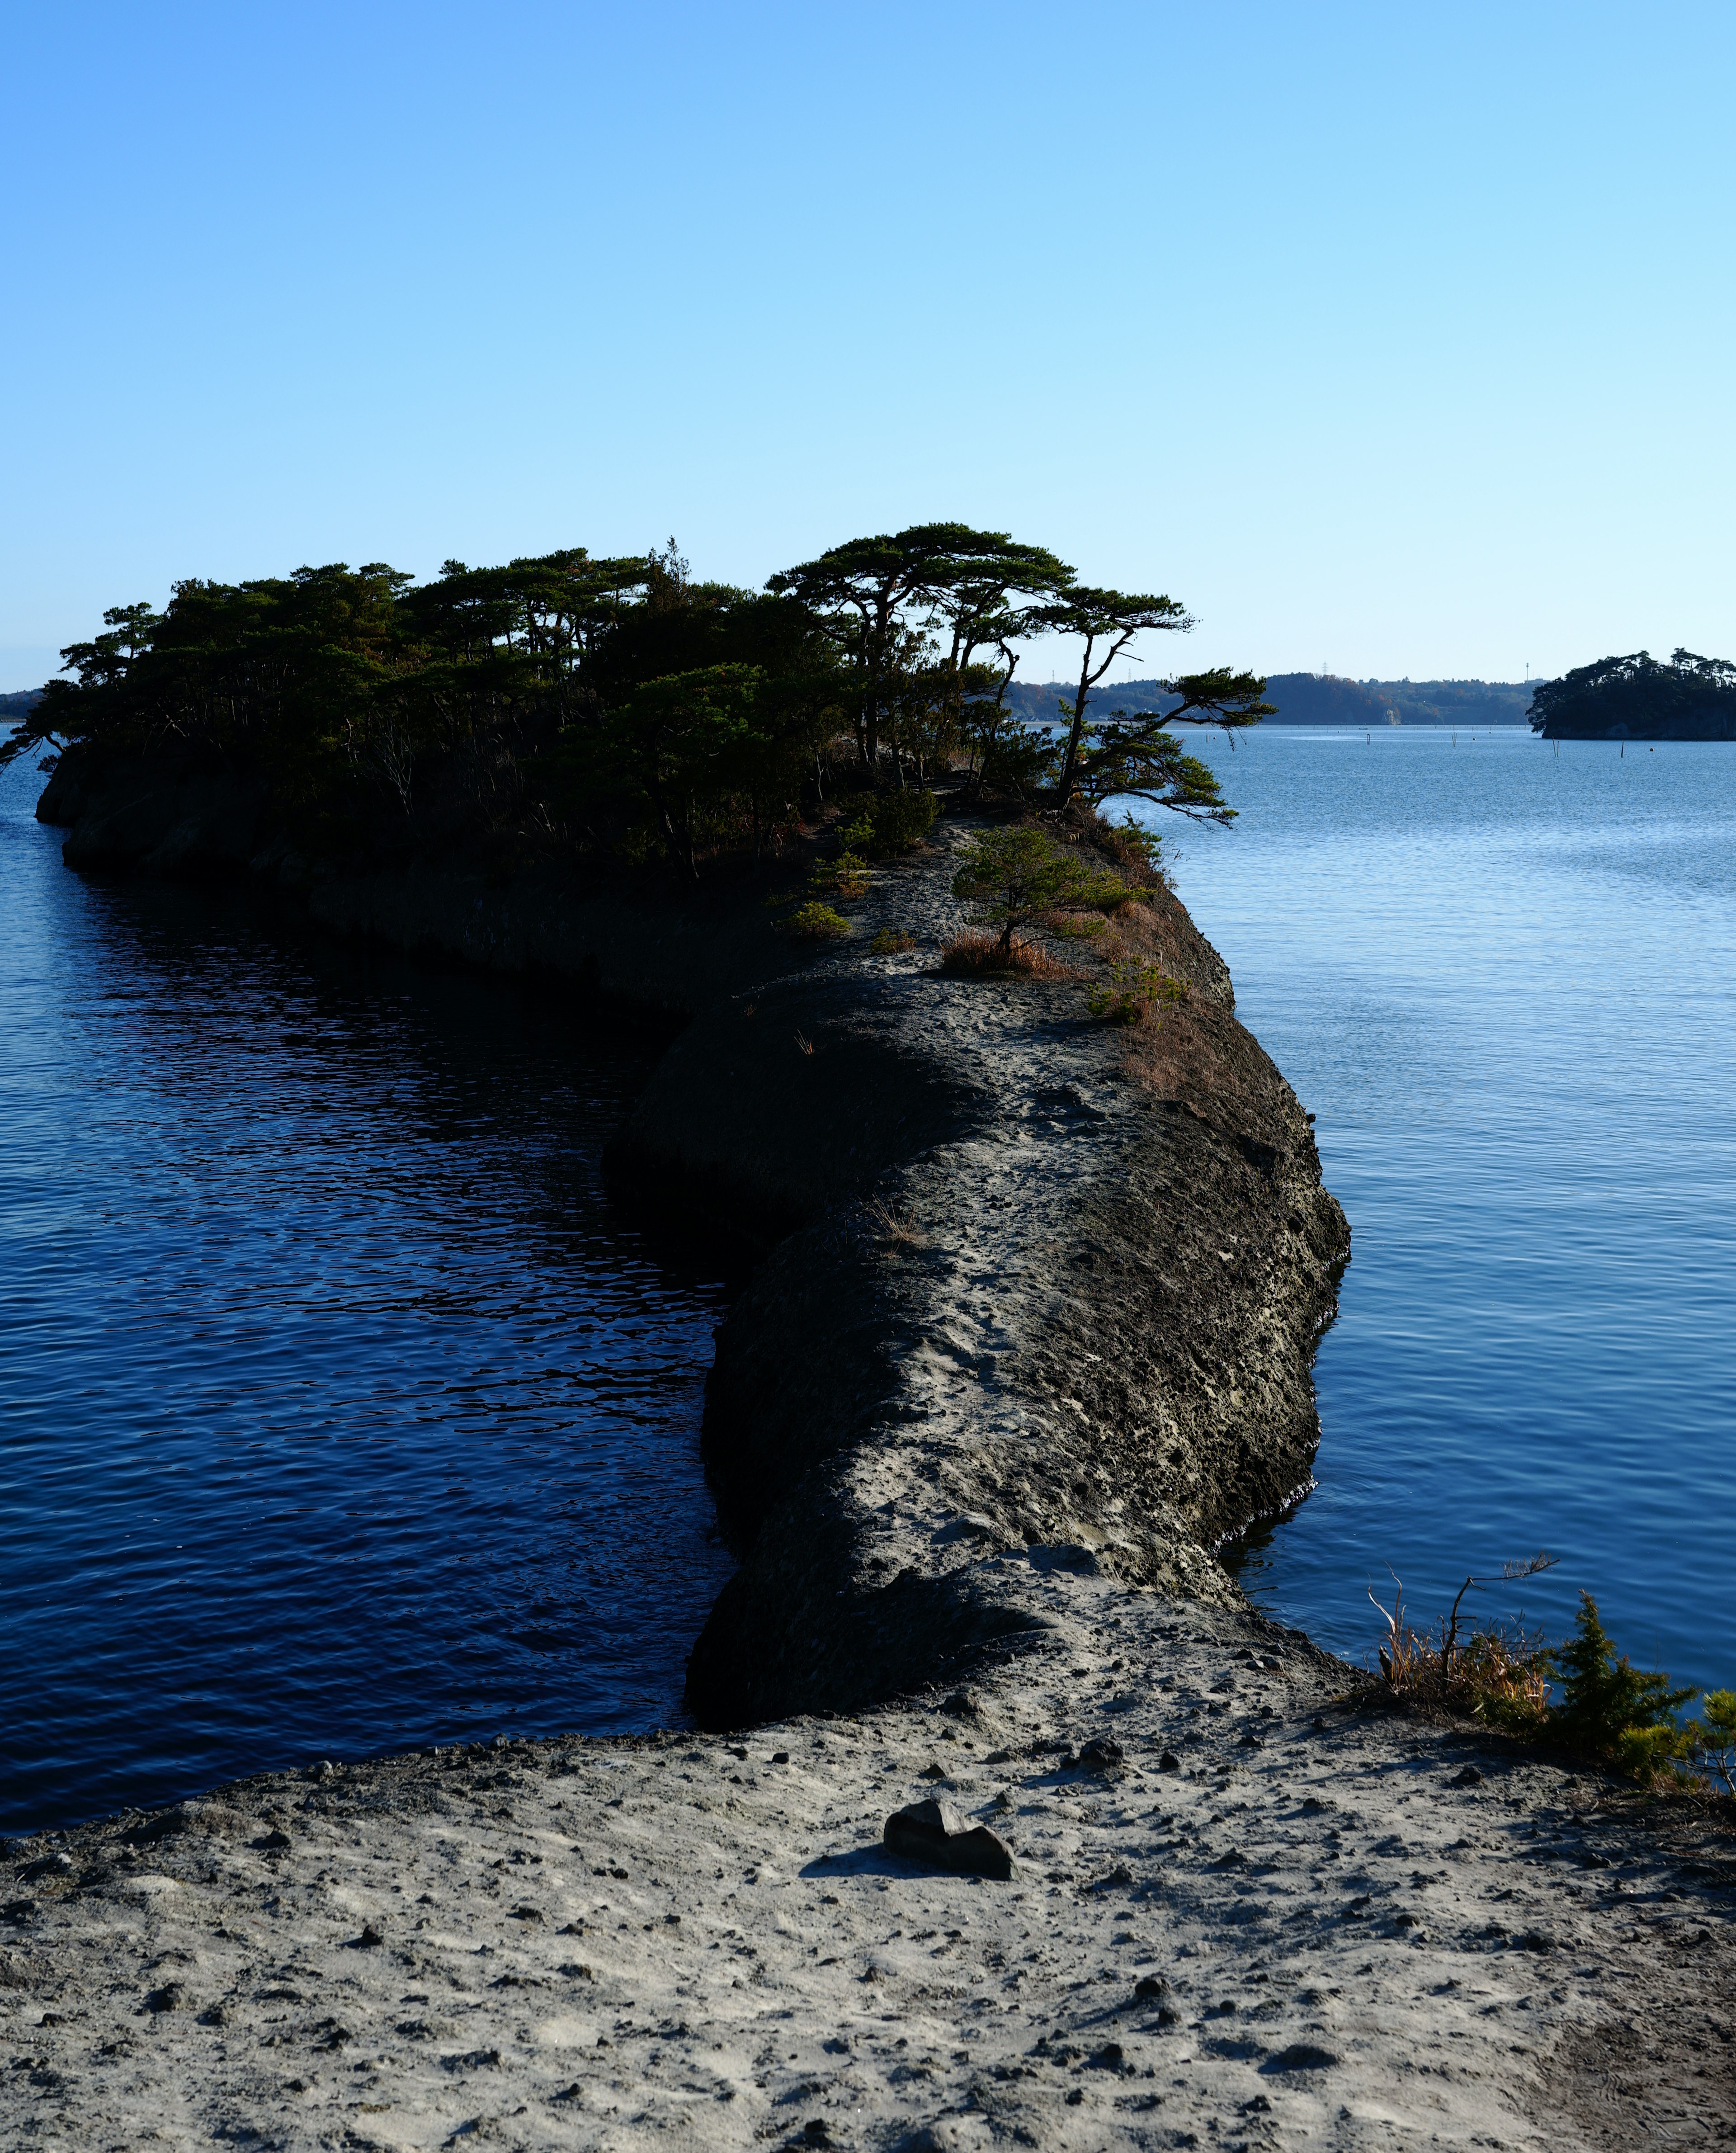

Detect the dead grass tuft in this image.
[863,1198,929,1249]
[939,930,1065,979]
[1371,1567,1552,1734]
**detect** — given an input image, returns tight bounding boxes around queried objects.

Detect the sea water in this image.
[0,758,732,1832]
[1151,725,1736,1696]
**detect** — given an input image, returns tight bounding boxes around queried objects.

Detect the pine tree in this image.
[1549,1592,1696,1779]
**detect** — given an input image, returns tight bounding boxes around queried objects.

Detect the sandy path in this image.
[7,1580,1732,2151]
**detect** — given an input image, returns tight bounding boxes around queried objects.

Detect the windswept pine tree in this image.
[3,526,1272,877]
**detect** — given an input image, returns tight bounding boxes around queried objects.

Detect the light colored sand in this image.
[7,1579,1732,2151]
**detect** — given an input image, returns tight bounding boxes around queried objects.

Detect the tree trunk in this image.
[1055,638,1097,805]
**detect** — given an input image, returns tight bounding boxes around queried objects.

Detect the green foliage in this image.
[1104,815,1162,874]
[767,524,1072,773]
[830,786,937,858]
[809,850,870,898]
[863,787,937,854]
[1547,1592,1698,1778]
[1689,1690,1736,1795]
[8,521,1267,876]
[1376,1574,1736,1789]
[783,901,848,940]
[1528,648,1736,741]
[951,827,1097,956]
[979,723,1060,797]
[870,927,916,955]
[1087,961,1189,1025]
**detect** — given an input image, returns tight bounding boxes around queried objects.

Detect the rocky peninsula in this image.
[3,753,1731,2151]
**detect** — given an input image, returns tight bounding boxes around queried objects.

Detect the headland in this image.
[3,752,1731,2149]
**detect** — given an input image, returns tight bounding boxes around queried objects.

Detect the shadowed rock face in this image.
[38,751,1348,1730]
[673,831,1347,1728]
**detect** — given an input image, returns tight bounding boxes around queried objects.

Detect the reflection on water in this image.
[0,760,732,1832]
[1156,727,1736,1693]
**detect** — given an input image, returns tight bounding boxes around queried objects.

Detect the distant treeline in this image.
[0,689,42,721]
[1528,650,1736,741]
[0,526,1273,879]
[1004,674,1538,728]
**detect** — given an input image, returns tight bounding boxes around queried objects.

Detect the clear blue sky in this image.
[4,2,1732,691]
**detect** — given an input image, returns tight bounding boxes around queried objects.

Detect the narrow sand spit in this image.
[15,779,1736,2147]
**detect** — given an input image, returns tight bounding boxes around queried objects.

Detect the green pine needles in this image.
[1377,1577,1736,1794]
[1547,1592,1698,1779]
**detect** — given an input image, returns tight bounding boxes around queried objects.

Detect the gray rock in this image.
[1077,1737,1124,1772]
[1262,2042,1340,2073]
[883,1799,1016,1881]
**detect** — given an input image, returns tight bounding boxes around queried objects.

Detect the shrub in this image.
[865,788,937,854]
[1548,1592,1698,1780]
[784,902,848,940]
[1052,914,1109,940]
[952,826,1094,959]
[1088,961,1189,1026]
[1691,1690,1736,1795]
[870,927,916,955]
[1074,877,1151,916]
[1374,1572,1736,1786]
[810,850,870,899]
[1099,813,1170,887]
[939,929,1057,978]
[833,787,938,859]
[980,727,1060,797]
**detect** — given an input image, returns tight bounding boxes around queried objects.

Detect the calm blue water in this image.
[1155,726,1736,1697]
[0,757,732,1834]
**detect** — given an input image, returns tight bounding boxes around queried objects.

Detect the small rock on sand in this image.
[883,1799,1016,1880]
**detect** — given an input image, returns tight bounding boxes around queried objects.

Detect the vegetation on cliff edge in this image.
[2,526,1270,879]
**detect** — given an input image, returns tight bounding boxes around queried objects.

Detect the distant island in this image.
[1527,650,1736,741]
[1003,672,1537,729]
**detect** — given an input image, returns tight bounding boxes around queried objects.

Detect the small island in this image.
[1528,647,1736,740]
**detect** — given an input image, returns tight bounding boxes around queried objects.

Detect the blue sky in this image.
[4,1,1732,690]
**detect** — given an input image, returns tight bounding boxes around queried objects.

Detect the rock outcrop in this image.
[38,749,1349,1729]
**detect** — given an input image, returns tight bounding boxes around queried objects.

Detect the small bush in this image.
[1377,1614,1553,1736]
[1375,1572,1736,1787]
[939,929,1057,978]
[1693,1690,1736,1795]
[1099,813,1170,888]
[784,902,849,940]
[870,927,916,955]
[1549,1592,1698,1780]
[1088,961,1189,1025]
[832,788,937,858]
[865,788,937,854]
[1052,914,1109,940]
[811,850,870,899]
[1075,877,1151,916]
[981,728,1060,796]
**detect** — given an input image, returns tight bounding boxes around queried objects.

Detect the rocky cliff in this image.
[38,749,1349,1728]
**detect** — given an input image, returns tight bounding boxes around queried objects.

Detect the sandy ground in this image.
[6,1578,1733,2153]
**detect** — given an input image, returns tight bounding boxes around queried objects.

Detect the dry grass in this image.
[939,930,1066,979]
[1371,1572,1552,1733]
[863,1197,929,1249]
